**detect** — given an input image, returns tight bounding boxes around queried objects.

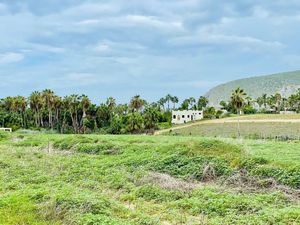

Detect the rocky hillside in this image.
[206,70,300,106]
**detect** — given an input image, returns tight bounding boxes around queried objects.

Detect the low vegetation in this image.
[169,121,300,140]
[0,133,299,224]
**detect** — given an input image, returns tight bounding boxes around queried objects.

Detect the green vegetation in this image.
[169,121,300,140]
[2,75,300,224]
[0,92,211,134]
[0,133,299,224]
[206,70,300,106]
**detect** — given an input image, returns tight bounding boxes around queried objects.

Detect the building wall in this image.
[171,110,203,124]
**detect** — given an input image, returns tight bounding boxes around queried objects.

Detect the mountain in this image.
[205,70,300,107]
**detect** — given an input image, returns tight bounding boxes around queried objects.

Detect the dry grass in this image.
[138,172,201,191]
[222,171,300,202]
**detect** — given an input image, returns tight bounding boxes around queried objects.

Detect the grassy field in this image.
[169,122,300,139]
[228,114,300,120]
[0,132,300,224]
[164,114,300,140]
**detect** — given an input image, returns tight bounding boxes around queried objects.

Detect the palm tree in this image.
[165,94,172,111]
[15,96,27,128]
[29,91,40,127]
[130,95,144,112]
[42,89,55,128]
[6,96,27,128]
[158,97,167,111]
[256,96,264,109]
[288,94,298,111]
[171,96,179,109]
[81,95,91,118]
[262,94,268,108]
[197,96,208,110]
[231,88,247,138]
[53,96,62,127]
[3,97,14,111]
[29,91,44,127]
[245,97,253,107]
[188,97,196,110]
[69,94,80,133]
[267,95,275,111]
[81,95,91,133]
[61,96,71,133]
[274,93,282,113]
[106,97,116,111]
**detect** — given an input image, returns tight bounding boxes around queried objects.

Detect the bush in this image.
[0,132,9,141]
[251,166,300,188]
[243,106,257,114]
[135,185,186,202]
[153,155,233,181]
[239,157,269,170]
[76,143,120,155]
[80,214,130,225]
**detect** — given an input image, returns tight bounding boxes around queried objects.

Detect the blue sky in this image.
[0,0,300,103]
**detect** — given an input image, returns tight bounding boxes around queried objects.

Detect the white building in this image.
[172,110,203,124]
[0,128,12,132]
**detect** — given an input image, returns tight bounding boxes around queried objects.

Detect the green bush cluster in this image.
[250,166,300,188]
[53,136,96,150]
[76,143,120,155]
[0,132,9,141]
[239,157,269,170]
[80,214,130,225]
[135,185,187,202]
[153,154,233,181]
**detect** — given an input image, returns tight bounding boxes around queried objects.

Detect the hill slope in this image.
[206,70,300,106]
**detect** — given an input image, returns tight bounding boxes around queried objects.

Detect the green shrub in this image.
[251,166,300,188]
[0,132,9,141]
[240,157,268,170]
[153,154,233,181]
[80,214,130,225]
[76,143,119,155]
[53,136,95,150]
[135,185,186,202]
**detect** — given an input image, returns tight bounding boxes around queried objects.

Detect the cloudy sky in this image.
[0,0,299,103]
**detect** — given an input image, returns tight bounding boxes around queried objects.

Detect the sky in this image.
[0,0,300,103]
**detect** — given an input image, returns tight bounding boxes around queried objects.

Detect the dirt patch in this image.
[222,171,300,201]
[138,172,201,191]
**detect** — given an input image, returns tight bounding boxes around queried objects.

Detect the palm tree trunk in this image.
[40,111,44,127]
[48,109,52,128]
[237,109,241,138]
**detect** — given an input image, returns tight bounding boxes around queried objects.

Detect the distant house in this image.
[172,110,203,124]
[0,128,12,132]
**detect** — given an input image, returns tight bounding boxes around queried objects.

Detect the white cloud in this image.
[125,15,183,29]
[28,43,65,53]
[0,52,24,64]
[63,3,119,16]
[0,0,300,101]
[169,33,284,51]
[95,43,110,52]
[77,19,100,26]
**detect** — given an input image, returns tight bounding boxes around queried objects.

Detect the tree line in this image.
[0,91,207,133]
[2,88,300,133]
[221,88,300,116]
